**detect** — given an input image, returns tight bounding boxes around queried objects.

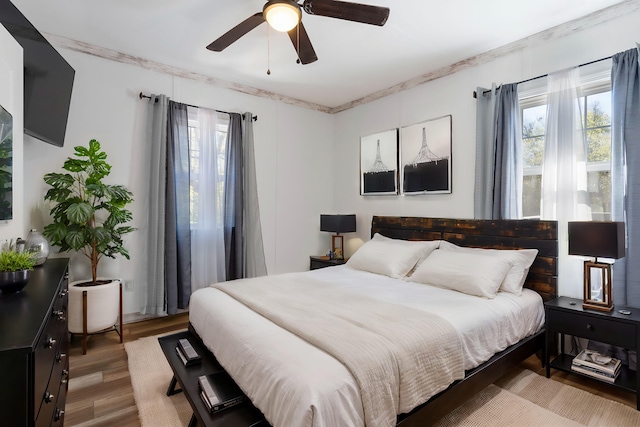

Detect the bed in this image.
[188,216,558,426]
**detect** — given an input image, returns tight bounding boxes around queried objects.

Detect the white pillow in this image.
[346,233,440,278]
[408,249,512,298]
[439,240,538,296]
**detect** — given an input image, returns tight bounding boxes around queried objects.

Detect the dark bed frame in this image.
[188,216,558,426]
[372,216,558,426]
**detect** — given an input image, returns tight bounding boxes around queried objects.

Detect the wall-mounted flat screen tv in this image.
[0,0,75,147]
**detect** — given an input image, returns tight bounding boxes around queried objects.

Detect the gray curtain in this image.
[611,47,640,308]
[143,94,169,316]
[166,101,192,314]
[223,113,268,280]
[242,112,268,278]
[583,47,639,370]
[224,113,244,280]
[474,85,498,219]
[474,83,522,219]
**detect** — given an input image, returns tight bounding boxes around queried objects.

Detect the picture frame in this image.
[360,128,399,195]
[0,104,12,221]
[400,115,452,195]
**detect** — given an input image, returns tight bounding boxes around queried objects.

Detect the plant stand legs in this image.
[80,282,124,355]
[119,281,123,344]
[82,290,88,355]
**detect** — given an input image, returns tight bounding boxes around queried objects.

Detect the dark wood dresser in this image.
[0,258,70,426]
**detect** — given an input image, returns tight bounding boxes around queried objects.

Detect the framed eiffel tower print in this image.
[401,115,452,195]
[360,128,399,195]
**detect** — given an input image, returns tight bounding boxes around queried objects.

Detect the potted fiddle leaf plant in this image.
[43,139,134,352]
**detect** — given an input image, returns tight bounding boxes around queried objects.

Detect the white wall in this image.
[15,8,640,312]
[333,10,640,297]
[22,49,333,314]
[0,24,23,245]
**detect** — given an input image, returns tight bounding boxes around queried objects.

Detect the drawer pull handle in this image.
[56,352,67,363]
[44,391,55,403]
[55,408,65,421]
[61,369,70,384]
[46,337,57,348]
[59,289,68,298]
[53,310,66,321]
[587,324,594,331]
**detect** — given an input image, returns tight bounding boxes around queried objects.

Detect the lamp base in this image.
[331,234,344,260]
[582,260,613,312]
[582,302,614,312]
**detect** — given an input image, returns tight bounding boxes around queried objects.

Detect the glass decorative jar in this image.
[25,229,50,266]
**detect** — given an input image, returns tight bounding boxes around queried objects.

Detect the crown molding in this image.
[45,33,333,114]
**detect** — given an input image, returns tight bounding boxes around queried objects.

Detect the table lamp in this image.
[320,214,356,260]
[568,221,625,312]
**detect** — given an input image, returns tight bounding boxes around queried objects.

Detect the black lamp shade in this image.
[568,221,625,259]
[320,214,356,233]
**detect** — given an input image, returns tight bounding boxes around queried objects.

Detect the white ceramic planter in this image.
[68,278,120,334]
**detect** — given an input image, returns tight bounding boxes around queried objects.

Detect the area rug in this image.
[126,335,640,427]
[124,333,191,427]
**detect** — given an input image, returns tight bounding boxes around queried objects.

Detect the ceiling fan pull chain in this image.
[267,24,271,75]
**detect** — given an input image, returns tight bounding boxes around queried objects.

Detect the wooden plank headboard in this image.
[371,216,558,301]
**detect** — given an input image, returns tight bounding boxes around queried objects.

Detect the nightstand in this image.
[545,296,640,410]
[309,256,348,270]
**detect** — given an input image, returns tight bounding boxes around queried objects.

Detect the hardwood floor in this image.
[65,313,189,427]
[65,314,636,426]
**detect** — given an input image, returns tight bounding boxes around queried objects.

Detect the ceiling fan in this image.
[206,0,390,65]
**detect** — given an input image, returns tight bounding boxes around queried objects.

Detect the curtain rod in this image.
[472,54,614,99]
[138,92,258,121]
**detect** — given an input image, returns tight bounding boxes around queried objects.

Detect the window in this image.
[521,83,612,220]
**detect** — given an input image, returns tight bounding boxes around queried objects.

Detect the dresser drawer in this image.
[548,309,636,348]
[34,295,67,419]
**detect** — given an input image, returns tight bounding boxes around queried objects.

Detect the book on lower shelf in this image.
[573,350,620,374]
[198,372,245,414]
[571,364,619,383]
[571,349,621,383]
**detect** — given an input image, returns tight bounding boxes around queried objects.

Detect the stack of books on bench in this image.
[176,338,201,367]
[198,372,245,414]
[571,349,621,383]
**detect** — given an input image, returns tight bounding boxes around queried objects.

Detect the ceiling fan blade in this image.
[287,22,318,65]
[206,12,265,51]
[303,0,389,26]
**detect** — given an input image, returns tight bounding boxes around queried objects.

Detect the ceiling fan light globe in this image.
[264,0,301,32]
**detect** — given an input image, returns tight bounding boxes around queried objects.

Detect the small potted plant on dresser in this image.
[0,247,36,293]
[43,139,135,354]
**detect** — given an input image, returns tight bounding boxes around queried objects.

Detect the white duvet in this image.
[189,266,545,427]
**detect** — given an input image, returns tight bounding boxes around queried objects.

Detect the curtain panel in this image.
[166,101,192,314]
[541,67,591,299]
[224,113,244,280]
[611,47,640,307]
[143,94,169,316]
[143,99,192,316]
[242,112,268,278]
[474,83,522,219]
[190,108,227,292]
[223,112,268,279]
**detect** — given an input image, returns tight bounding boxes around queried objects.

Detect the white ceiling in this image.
[11,0,628,110]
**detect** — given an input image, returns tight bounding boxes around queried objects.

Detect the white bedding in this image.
[189,266,545,427]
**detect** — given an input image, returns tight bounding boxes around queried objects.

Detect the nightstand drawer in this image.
[548,309,636,348]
